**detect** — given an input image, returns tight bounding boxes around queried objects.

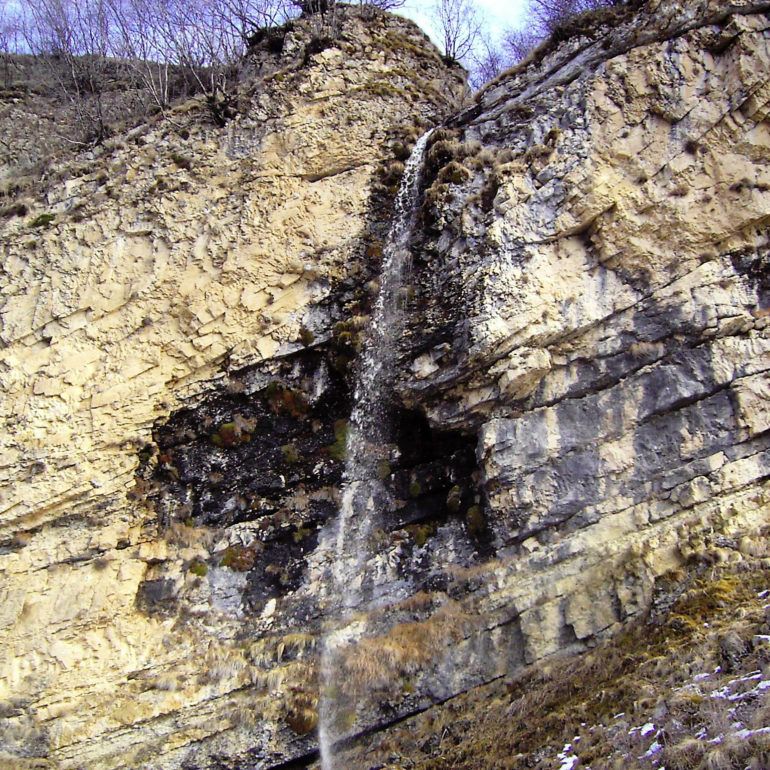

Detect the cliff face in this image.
[0,10,464,768]
[396,0,770,667]
[1,1,769,768]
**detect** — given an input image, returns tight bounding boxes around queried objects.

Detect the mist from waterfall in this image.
[318,129,434,770]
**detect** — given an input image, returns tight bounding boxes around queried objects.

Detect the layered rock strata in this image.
[399,0,770,670]
[0,10,464,768]
[1,0,770,768]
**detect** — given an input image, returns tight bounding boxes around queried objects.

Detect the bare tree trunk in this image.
[23,0,115,143]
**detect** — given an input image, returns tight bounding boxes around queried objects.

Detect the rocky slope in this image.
[332,557,770,769]
[1,0,769,768]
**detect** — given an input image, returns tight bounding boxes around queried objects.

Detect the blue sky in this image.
[398,0,527,44]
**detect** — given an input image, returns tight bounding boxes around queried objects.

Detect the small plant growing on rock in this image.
[189,559,208,577]
[391,140,412,161]
[292,525,312,544]
[405,523,436,547]
[265,383,308,418]
[465,504,485,536]
[286,703,318,735]
[446,484,463,512]
[220,545,258,571]
[382,160,406,186]
[29,213,55,229]
[437,160,471,185]
[327,419,349,461]
[0,201,28,219]
[298,326,315,346]
[211,420,251,448]
[479,172,501,212]
[170,152,193,171]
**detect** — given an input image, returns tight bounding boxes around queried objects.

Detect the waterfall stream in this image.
[318,129,434,770]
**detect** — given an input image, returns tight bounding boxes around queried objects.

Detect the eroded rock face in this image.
[0,9,464,768]
[2,1,770,768]
[398,0,770,668]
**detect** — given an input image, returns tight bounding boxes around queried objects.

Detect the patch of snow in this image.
[734,671,762,681]
[641,723,656,737]
[557,743,579,770]
[757,589,769,598]
[735,726,770,740]
[711,671,763,700]
[613,712,625,719]
[642,741,663,758]
[693,672,712,681]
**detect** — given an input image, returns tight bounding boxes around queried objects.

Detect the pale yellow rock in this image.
[0,9,463,768]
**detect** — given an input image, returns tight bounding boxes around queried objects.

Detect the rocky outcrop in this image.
[399,0,770,667]
[2,0,770,768]
[0,9,464,768]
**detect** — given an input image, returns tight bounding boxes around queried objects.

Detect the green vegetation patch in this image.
[29,212,55,228]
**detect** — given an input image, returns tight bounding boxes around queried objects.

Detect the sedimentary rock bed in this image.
[1,0,769,768]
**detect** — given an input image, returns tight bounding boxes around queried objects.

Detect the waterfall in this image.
[318,129,434,770]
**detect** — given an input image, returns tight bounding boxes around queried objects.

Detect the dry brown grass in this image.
[336,601,471,699]
[333,557,770,770]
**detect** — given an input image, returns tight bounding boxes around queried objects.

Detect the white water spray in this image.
[318,129,434,770]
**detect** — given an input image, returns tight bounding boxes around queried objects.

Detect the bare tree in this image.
[289,0,332,14]
[218,0,294,42]
[432,0,481,63]
[110,0,260,124]
[502,26,541,62]
[23,0,115,143]
[468,0,624,89]
[356,0,406,8]
[0,0,20,52]
[150,0,246,125]
[0,0,23,88]
[469,33,510,89]
[107,0,175,110]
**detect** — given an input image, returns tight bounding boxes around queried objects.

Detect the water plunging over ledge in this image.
[318,129,434,770]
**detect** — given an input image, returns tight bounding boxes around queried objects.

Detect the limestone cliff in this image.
[398,0,770,667]
[1,0,769,768]
[0,9,464,768]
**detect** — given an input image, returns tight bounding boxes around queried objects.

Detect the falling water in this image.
[318,129,434,770]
